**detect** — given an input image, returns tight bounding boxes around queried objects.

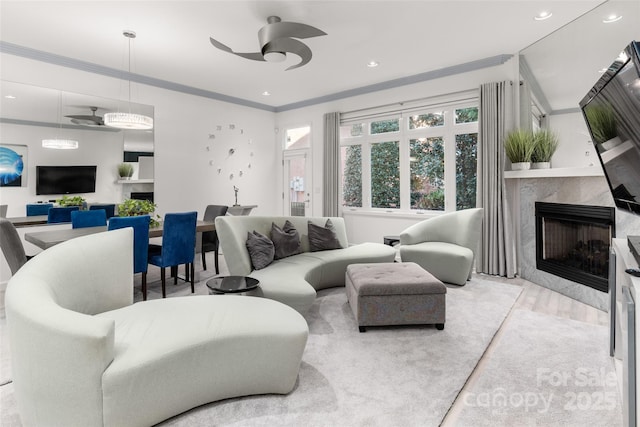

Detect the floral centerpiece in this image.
[57,195,86,208]
[117,198,161,227]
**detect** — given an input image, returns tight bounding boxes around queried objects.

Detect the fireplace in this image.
[535,202,615,293]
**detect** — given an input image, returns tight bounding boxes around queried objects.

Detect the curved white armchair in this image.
[399,208,483,285]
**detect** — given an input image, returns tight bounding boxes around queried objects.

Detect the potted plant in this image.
[117,163,134,180]
[585,103,619,151]
[57,195,86,208]
[531,129,559,169]
[504,129,535,170]
[117,198,161,227]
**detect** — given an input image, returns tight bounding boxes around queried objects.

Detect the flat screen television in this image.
[579,40,640,215]
[36,165,97,195]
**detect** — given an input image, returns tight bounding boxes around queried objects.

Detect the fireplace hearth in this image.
[535,202,615,293]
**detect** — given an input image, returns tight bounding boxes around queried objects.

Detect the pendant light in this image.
[42,91,79,150]
[104,30,154,130]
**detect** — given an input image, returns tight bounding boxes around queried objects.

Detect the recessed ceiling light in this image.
[534,11,552,21]
[603,14,622,23]
[367,61,379,68]
[262,91,271,96]
[4,95,16,99]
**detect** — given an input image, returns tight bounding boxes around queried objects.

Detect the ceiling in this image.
[0,0,619,112]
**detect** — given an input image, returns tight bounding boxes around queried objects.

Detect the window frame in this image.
[339,100,478,214]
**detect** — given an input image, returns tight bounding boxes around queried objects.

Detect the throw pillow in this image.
[308,219,342,252]
[245,231,275,270]
[271,220,302,260]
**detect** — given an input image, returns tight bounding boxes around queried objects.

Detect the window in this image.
[285,126,310,149]
[340,101,478,212]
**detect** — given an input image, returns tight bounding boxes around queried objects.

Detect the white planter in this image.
[602,136,622,151]
[532,162,551,169]
[511,162,531,171]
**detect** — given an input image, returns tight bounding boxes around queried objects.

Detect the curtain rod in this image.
[341,88,478,117]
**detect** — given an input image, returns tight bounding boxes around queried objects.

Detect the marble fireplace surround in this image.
[508,170,640,311]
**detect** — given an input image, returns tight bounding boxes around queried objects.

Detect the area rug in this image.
[451,309,622,427]
[0,278,521,426]
[155,278,522,426]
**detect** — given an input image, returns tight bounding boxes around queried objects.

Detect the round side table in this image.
[206,276,260,295]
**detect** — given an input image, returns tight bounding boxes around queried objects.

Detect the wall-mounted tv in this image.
[36,165,97,195]
[579,40,640,216]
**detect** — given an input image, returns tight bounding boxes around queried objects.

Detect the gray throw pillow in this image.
[308,219,342,252]
[245,231,275,270]
[271,220,302,260]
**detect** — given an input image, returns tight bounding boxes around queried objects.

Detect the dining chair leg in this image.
[202,249,207,271]
[214,248,220,275]
[173,265,178,285]
[161,267,167,298]
[142,271,148,301]
[190,262,195,293]
[184,263,190,282]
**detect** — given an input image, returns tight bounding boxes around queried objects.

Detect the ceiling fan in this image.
[65,106,104,127]
[210,16,327,71]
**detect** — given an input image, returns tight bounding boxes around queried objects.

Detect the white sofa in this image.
[5,228,309,427]
[215,216,397,313]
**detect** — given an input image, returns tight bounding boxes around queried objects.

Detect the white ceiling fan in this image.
[210,16,327,71]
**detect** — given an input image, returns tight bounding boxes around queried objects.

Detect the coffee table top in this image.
[206,276,260,294]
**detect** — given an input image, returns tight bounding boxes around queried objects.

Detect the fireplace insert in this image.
[535,202,615,292]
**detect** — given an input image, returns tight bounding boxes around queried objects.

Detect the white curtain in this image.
[477,81,516,277]
[519,80,532,131]
[323,112,341,216]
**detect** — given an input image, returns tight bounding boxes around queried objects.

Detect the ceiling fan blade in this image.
[67,116,104,126]
[210,37,265,62]
[258,21,326,47]
[264,38,313,71]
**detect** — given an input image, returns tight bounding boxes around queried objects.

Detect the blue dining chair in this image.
[148,211,197,298]
[71,209,107,229]
[90,204,116,219]
[47,206,80,223]
[26,203,53,216]
[109,215,150,300]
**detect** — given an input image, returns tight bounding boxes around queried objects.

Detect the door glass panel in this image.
[287,155,307,216]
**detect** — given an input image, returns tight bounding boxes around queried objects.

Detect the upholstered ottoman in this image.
[345,262,446,332]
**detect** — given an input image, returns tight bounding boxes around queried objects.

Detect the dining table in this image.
[8,215,49,227]
[24,220,215,250]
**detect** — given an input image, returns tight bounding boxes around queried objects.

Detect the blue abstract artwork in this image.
[0,145,26,187]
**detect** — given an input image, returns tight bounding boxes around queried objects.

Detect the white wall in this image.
[547,112,600,169]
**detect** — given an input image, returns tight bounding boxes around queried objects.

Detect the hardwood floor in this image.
[442,273,610,425]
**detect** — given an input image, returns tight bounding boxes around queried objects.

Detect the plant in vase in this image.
[584,103,619,151]
[57,195,86,208]
[117,198,161,227]
[504,129,535,170]
[117,163,134,180]
[531,129,559,169]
